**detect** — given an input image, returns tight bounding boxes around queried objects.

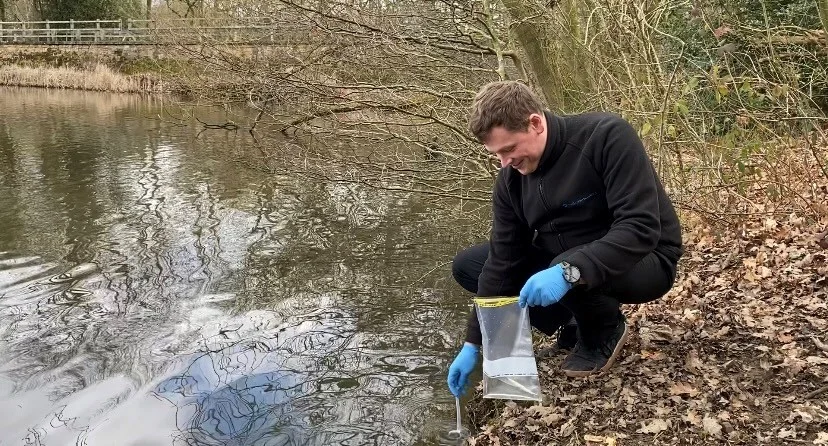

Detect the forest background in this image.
[2,0,826,217]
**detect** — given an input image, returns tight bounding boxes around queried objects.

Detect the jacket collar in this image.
[534,111,565,175]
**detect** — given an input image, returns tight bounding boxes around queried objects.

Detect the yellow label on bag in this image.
[474,297,518,308]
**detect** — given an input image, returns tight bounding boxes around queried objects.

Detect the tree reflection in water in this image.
[0,88,479,445]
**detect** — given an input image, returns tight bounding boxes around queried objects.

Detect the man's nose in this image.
[499,156,511,168]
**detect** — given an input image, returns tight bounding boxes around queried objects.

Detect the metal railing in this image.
[0,18,312,45]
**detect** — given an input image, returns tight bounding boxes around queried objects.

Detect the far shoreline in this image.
[0,64,166,93]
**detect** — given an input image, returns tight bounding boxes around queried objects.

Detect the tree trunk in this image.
[498,0,558,107]
[33,0,44,20]
[146,0,151,19]
[481,0,507,80]
[818,0,828,41]
[0,0,5,22]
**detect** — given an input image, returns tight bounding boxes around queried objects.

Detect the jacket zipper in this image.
[538,178,556,230]
[539,177,568,252]
[538,177,553,215]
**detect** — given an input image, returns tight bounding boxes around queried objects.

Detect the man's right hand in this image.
[447,343,479,397]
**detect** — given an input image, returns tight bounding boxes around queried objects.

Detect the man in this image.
[446,81,683,397]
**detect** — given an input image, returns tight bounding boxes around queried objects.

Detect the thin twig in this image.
[805,385,828,399]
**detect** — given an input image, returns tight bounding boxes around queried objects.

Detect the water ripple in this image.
[0,89,481,446]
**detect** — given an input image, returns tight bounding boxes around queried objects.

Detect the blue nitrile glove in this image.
[447,343,479,397]
[519,263,572,308]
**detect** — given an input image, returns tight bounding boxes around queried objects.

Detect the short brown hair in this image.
[468,81,545,142]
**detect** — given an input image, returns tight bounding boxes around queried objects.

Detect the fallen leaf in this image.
[778,427,796,439]
[703,416,723,436]
[584,434,616,445]
[670,382,700,397]
[685,410,703,427]
[816,230,828,249]
[541,413,563,425]
[527,405,552,416]
[637,418,669,434]
[789,406,823,423]
[685,349,703,372]
[641,349,667,360]
[560,419,576,437]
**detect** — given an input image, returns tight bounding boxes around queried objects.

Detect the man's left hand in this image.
[519,264,572,307]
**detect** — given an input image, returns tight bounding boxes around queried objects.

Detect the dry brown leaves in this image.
[467,184,828,444]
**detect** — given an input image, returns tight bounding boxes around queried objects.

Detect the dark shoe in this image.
[557,318,578,350]
[561,315,629,377]
[537,319,578,358]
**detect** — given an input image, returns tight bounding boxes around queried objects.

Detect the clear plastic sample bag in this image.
[474,297,541,401]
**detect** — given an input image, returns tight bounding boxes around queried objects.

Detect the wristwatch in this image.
[560,261,581,285]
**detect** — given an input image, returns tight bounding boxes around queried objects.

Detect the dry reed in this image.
[0,63,163,93]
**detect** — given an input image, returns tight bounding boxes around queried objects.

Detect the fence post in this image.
[46,20,51,43]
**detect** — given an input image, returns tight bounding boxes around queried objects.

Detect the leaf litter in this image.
[466,177,828,445]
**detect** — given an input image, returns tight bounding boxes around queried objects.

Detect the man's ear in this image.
[528,113,544,134]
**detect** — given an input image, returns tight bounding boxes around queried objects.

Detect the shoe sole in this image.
[562,321,629,378]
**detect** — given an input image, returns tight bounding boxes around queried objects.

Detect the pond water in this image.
[0,87,486,445]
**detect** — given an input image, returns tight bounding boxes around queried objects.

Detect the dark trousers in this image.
[452,243,677,347]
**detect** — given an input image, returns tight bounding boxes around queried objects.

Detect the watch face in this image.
[565,265,580,283]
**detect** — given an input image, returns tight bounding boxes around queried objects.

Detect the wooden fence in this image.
[0,18,311,45]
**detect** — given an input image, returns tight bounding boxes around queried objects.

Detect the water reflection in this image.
[0,87,483,445]
[153,317,310,445]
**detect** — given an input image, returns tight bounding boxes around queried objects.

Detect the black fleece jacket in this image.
[464,111,683,345]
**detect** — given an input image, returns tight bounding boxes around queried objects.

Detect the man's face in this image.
[483,113,547,175]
